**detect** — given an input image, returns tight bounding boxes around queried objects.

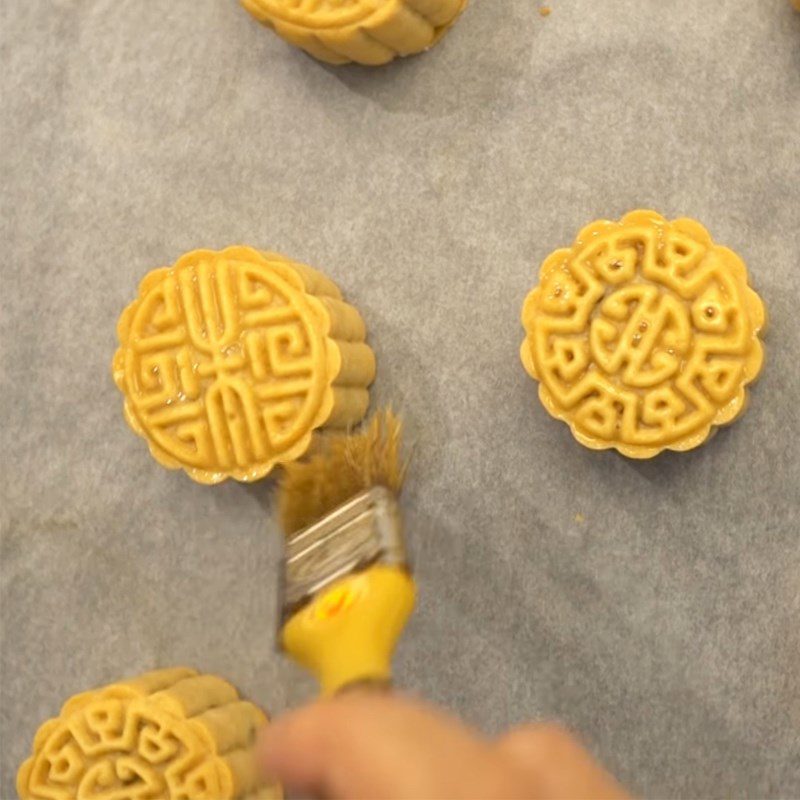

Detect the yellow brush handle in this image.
[281,565,416,696]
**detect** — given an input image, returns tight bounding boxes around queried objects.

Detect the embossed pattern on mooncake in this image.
[113,246,375,483]
[520,210,766,458]
[240,0,467,65]
[17,668,280,800]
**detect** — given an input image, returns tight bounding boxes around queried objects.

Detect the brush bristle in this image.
[278,408,407,536]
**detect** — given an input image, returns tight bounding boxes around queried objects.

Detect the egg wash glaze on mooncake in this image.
[520,210,766,458]
[113,246,376,484]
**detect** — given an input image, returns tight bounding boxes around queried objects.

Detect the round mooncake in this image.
[17,668,280,800]
[520,210,766,458]
[113,246,375,483]
[240,0,467,65]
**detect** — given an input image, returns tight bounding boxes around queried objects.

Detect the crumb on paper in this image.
[574,513,585,524]
[539,5,552,17]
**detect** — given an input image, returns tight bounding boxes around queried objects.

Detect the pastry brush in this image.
[276,409,415,695]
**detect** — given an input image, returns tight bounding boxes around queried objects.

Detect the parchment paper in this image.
[2,1,799,797]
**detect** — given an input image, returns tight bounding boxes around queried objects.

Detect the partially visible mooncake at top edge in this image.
[113,246,376,484]
[17,667,280,800]
[240,0,468,65]
[520,210,766,458]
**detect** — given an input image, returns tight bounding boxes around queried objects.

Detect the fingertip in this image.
[497,721,580,763]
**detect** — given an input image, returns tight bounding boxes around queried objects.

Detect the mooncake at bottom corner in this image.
[16,667,281,800]
[519,209,766,458]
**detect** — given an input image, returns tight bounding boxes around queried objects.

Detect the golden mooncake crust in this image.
[241,0,468,65]
[520,210,766,458]
[113,246,375,484]
[17,668,280,800]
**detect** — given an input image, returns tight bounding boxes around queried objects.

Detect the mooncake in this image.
[17,668,279,800]
[520,210,765,458]
[113,246,375,483]
[241,0,467,65]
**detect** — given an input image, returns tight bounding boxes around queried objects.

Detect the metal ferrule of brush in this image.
[279,486,409,634]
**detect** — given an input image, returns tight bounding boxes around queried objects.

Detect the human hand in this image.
[257,691,630,799]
